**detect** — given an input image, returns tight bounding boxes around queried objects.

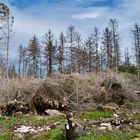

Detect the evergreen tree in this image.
[27,35,40,78]
[43,29,55,76]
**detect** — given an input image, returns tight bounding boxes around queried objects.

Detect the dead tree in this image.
[109,19,120,72]
[132,23,140,77]
[66,25,77,73]
[43,29,55,76]
[58,32,65,73]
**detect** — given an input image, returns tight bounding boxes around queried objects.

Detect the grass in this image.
[0,115,64,128]
[0,115,65,140]
[32,124,65,140]
[0,132,12,140]
[0,109,139,140]
[78,110,113,120]
[76,129,137,140]
[31,127,138,140]
[132,113,140,121]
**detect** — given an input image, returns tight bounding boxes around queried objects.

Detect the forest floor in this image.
[0,101,140,140]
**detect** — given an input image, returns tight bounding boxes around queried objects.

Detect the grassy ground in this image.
[0,109,139,140]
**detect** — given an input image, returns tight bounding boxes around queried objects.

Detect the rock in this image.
[99,126,106,130]
[14,125,32,133]
[100,122,112,130]
[45,109,65,116]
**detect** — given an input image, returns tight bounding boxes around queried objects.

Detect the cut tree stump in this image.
[65,116,85,140]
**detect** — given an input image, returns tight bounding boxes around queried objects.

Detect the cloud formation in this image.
[1,0,140,61]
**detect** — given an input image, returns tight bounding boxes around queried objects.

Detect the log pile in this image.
[0,99,30,116]
[32,94,70,115]
[0,94,71,116]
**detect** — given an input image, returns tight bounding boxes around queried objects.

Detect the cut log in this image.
[65,115,85,140]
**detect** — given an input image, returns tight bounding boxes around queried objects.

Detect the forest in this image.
[0,2,140,140]
[0,3,140,79]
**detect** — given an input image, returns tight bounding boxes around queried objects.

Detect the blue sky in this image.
[1,0,140,62]
[8,0,120,9]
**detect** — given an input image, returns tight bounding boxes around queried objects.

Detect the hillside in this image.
[0,72,140,140]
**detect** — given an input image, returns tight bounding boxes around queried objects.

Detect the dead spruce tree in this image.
[43,29,55,76]
[109,19,120,72]
[58,32,65,73]
[66,25,77,73]
[101,27,113,69]
[132,23,140,77]
[27,35,41,78]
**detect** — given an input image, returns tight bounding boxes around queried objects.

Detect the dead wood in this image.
[101,78,127,105]
[84,118,134,127]
[0,100,30,116]
[32,94,71,115]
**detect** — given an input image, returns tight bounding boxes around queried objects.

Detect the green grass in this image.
[32,124,65,140]
[132,113,140,121]
[0,115,65,140]
[0,132,12,140]
[0,115,64,128]
[78,110,113,120]
[0,117,17,128]
[0,109,139,140]
[76,129,136,140]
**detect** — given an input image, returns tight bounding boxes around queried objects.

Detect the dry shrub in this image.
[36,71,136,110]
[0,77,43,105]
[35,73,103,110]
[0,71,138,110]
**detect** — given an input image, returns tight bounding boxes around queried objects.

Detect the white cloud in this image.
[72,12,99,19]
[1,0,140,62]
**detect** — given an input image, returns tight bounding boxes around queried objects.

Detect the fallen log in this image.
[0,99,30,116]
[84,118,134,128]
[32,95,71,115]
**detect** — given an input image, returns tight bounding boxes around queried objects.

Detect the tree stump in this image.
[65,116,85,140]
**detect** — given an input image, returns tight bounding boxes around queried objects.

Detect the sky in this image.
[1,0,140,62]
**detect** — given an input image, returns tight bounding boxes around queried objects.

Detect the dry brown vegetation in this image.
[0,77,42,105]
[0,71,139,111]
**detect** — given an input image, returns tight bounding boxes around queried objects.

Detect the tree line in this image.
[0,3,140,78]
